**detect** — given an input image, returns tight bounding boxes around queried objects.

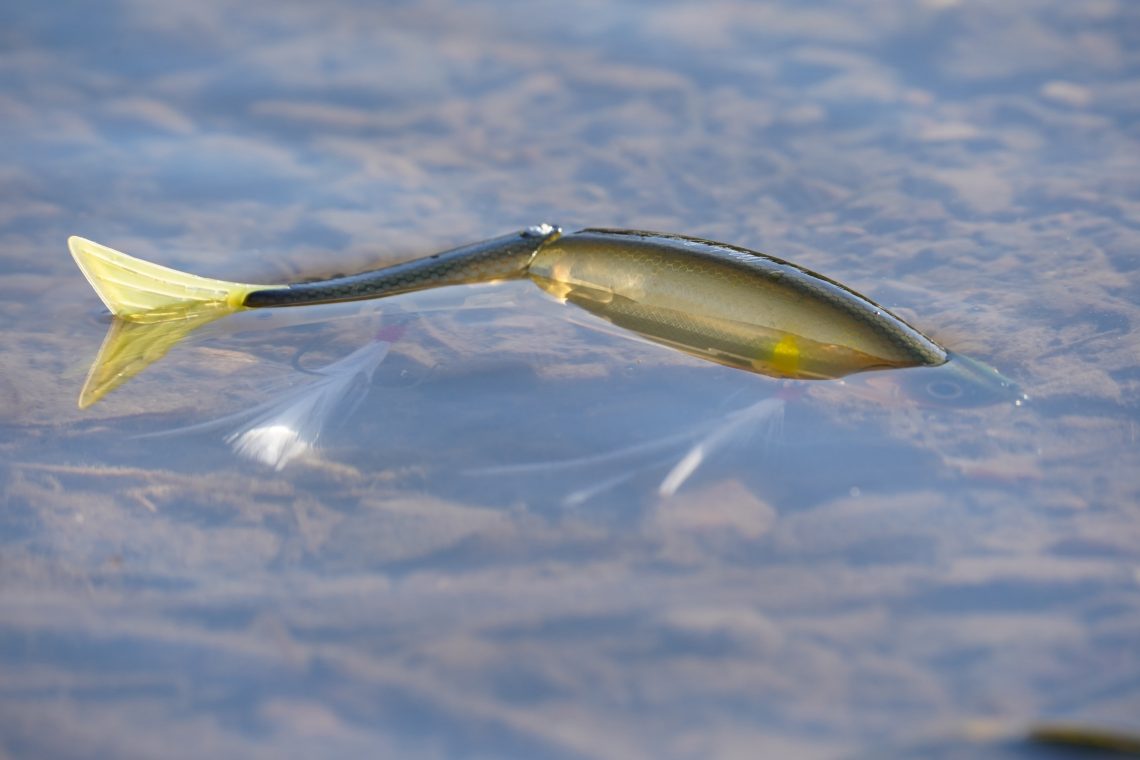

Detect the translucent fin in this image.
[68,236,276,320]
[79,307,232,408]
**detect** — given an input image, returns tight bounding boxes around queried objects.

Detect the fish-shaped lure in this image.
[68,225,1020,407]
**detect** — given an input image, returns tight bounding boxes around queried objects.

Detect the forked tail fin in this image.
[68,236,276,320]
[78,307,230,409]
[69,237,280,407]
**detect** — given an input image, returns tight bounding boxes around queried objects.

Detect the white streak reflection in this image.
[658,398,785,497]
[223,335,395,469]
[471,397,785,505]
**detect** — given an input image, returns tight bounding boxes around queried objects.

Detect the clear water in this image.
[2,1,1138,758]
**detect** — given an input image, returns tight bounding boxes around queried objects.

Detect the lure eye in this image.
[925,380,963,401]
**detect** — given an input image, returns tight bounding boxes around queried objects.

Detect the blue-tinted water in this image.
[2,1,1138,758]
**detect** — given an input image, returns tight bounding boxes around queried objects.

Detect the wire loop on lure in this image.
[289,338,335,376]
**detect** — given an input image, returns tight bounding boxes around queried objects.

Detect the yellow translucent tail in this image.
[68,236,275,321]
[78,309,230,409]
[69,237,280,408]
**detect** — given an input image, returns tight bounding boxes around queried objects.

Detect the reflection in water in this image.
[468,396,786,504]
[78,306,232,408]
[224,327,401,469]
[138,321,403,470]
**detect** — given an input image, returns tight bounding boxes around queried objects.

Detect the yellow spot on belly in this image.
[767,334,800,375]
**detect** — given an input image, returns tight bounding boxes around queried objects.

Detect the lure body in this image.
[242,227,948,379]
[529,229,947,379]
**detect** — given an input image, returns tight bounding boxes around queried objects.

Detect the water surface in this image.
[2,1,1139,758]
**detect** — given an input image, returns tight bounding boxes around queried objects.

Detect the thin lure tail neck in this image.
[243,225,562,308]
[67,226,561,407]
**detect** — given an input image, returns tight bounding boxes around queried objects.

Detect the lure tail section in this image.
[68,236,276,320]
[69,237,281,407]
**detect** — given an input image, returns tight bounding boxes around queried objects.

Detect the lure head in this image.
[901,352,1028,408]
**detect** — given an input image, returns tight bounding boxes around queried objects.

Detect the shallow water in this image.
[2,1,1139,758]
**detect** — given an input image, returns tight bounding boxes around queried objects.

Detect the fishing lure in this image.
[68,225,1022,407]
